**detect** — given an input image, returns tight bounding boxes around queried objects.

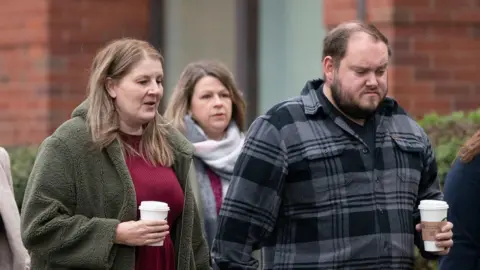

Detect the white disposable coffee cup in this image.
[418,200,449,252]
[138,201,170,246]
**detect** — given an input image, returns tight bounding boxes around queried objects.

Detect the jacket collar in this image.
[300,78,397,117]
[71,100,194,158]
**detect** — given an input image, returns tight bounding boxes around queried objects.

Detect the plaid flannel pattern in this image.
[212,79,442,270]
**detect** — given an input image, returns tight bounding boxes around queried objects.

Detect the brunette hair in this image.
[458,130,480,163]
[323,20,392,67]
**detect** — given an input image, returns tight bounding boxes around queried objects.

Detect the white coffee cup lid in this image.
[139,201,170,211]
[418,200,449,210]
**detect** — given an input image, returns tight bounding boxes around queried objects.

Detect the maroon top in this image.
[205,167,223,214]
[122,133,184,270]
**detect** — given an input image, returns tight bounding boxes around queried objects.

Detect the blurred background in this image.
[2,0,479,146]
[1,1,479,269]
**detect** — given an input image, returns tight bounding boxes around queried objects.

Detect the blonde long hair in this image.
[164,60,246,133]
[86,38,174,166]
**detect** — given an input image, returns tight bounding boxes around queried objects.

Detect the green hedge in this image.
[7,146,38,210]
[418,109,480,186]
[5,108,480,270]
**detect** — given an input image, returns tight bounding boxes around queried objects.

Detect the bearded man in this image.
[212,21,453,270]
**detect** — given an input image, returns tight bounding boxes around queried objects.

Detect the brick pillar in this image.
[0,0,150,147]
[324,0,480,118]
[0,0,50,146]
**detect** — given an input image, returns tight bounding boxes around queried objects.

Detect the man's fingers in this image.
[441,222,453,232]
[436,239,453,248]
[436,231,453,241]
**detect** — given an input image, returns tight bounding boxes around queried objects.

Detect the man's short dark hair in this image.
[322,21,392,67]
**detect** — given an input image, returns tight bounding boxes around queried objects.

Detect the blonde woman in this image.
[0,147,29,270]
[164,60,246,249]
[20,39,209,270]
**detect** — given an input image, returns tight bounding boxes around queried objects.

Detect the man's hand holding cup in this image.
[416,200,453,255]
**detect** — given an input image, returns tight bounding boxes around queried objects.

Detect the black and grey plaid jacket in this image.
[212,79,442,270]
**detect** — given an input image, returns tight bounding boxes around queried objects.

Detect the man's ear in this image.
[105,77,117,98]
[323,56,335,84]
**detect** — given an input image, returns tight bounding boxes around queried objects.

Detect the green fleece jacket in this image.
[20,101,211,270]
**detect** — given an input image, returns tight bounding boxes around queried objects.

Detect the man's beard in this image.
[330,77,385,120]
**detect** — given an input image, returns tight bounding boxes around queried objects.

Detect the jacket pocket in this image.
[302,145,351,191]
[391,134,424,181]
[390,134,425,206]
[284,145,352,211]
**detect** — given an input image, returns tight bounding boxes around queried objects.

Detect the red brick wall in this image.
[2,1,479,146]
[324,0,480,118]
[0,0,149,146]
[0,0,50,146]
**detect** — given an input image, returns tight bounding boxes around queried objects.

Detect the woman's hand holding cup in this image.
[115,220,169,246]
